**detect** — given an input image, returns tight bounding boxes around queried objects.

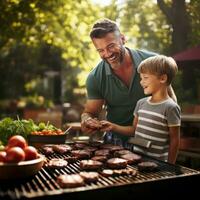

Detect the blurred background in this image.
[0,0,200,168]
[0,0,200,122]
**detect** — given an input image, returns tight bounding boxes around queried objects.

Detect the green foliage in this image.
[188,0,200,46]
[0,117,37,145]
[120,0,171,54]
[0,117,59,145]
[0,0,102,104]
[18,95,54,109]
[0,0,199,108]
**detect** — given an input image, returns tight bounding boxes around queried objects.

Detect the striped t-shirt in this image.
[133,97,181,162]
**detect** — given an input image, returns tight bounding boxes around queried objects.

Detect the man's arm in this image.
[81,99,104,134]
[168,126,180,164]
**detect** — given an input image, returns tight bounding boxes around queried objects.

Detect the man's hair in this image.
[137,55,178,85]
[90,18,120,39]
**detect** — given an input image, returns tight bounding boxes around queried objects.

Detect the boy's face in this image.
[92,32,126,69]
[140,72,166,95]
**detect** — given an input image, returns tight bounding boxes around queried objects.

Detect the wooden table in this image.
[179,114,200,162]
[181,114,200,122]
[181,114,200,137]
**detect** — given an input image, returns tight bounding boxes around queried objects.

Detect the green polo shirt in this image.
[86,48,157,141]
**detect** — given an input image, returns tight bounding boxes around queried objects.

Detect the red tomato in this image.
[8,135,27,149]
[0,151,7,162]
[24,146,38,160]
[5,147,25,163]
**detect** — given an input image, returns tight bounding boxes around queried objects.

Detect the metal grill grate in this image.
[0,147,200,200]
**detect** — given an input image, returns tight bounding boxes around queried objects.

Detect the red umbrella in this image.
[172,45,200,62]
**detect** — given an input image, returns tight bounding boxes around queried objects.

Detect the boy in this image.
[100,55,180,164]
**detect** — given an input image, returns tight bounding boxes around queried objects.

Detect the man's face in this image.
[92,32,126,69]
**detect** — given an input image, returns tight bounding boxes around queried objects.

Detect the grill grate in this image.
[0,147,200,200]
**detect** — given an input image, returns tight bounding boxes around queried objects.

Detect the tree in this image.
[120,0,200,54]
[0,0,102,105]
[157,0,191,53]
[120,0,171,54]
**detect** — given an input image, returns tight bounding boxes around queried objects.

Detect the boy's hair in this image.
[137,55,178,85]
[90,18,120,39]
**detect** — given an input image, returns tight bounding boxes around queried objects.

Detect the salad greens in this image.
[0,117,59,145]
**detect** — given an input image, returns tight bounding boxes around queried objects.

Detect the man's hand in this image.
[81,117,102,134]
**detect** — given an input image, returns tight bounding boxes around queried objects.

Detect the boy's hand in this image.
[99,120,114,132]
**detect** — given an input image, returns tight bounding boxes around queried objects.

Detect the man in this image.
[81,18,176,146]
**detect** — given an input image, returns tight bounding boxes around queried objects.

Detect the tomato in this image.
[24,146,38,160]
[5,147,25,163]
[8,135,27,149]
[0,151,7,162]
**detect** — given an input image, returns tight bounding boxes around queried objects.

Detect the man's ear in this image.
[120,34,126,44]
[160,74,168,84]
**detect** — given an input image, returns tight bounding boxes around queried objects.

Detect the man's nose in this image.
[104,48,112,58]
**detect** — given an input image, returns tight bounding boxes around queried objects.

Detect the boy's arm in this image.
[168,126,180,164]
[100,116,138,136]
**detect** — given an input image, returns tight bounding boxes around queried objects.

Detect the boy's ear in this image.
[160,74,168,84]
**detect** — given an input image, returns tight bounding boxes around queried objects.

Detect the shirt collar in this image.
[104,61,112,75]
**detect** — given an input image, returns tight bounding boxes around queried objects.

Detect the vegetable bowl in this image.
[0,154,45,180]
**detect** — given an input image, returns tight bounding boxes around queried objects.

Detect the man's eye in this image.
[97,49,103,53]
[107,44,115,50]
[108,44,115,48]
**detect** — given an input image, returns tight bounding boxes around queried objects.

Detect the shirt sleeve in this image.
[133,99,143,117]
[86,73,103,99]
[167,104,181,127]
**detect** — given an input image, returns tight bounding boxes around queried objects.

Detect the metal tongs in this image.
[89,131,106,143]
[64,126,72,135]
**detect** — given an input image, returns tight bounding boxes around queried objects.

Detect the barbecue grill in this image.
[0,144,199,200]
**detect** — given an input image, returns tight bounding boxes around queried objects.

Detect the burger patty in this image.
[113,168,137,176]
[100,169,114,177]
[137,161,158,172]
[89,141,102,147]
[57,174,84,188]
[79,171,99,183]
[100,144,124,153]
[101,168,137,177]
[73,143,87,150]
[114,150,133,157]
[91,155,107,163]
[106,158,128,169]
[42,146,54,155]
[94,149,110,157]
[120,153,142,164]
[47,158,68,168]
[71,150,91,159]
[83,146,98,153]
[52,144,72,154]
[80,160,103,170]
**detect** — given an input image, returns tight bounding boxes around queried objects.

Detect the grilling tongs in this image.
[128,137,151,148]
